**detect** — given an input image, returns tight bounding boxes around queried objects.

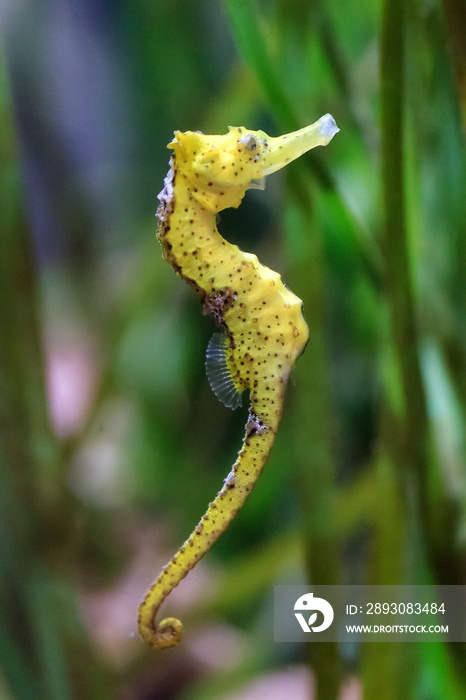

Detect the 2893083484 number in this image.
[366,602,446,615]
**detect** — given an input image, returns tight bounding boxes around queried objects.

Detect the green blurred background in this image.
[0,1,464,699]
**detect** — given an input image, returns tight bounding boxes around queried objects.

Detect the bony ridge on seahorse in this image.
[138,114,339,649]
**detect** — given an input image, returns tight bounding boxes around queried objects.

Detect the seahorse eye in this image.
[239,133,257,151]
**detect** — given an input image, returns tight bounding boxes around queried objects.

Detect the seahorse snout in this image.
[260,114,339,177]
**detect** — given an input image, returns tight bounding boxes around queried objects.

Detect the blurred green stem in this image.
[359,1,421,694]
[441,0,466,122]
[0,50,112,700]
[380,0,428,481]
[380,0,465,593]
[286,169,341,700]
[369,0,466,693]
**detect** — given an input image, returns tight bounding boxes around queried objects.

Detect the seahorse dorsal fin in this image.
[205,333,242,409]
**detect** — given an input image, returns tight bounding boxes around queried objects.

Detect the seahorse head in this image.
[168,114,339,213]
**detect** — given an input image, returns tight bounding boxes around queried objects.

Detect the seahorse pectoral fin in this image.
[206,333,243,409]
[260,114,339,177]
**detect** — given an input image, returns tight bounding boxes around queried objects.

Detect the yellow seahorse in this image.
[138,114,339,648]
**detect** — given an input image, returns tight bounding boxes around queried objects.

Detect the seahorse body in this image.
[138,114,339,648]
